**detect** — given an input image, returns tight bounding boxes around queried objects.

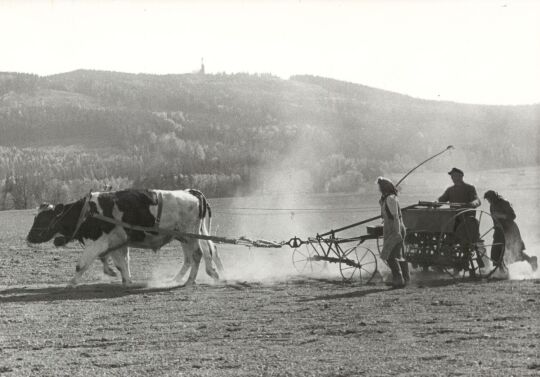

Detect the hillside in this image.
[0,70,539,209]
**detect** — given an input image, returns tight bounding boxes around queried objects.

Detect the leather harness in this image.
[69,191,164,242]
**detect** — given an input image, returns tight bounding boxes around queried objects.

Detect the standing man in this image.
[438,168,481,208]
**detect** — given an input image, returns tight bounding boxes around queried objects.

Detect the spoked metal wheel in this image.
[470,210,506,278]
[440,209,506,279]
[339,243,378,283]
[292,244,324,274]
[435,232,470,280]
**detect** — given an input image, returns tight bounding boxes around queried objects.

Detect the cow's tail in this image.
[187,188,212,233]
[188,189,224,274]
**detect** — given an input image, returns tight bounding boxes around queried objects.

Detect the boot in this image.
[387,259,405,289]
[393,274,405,289]
[399,261,410,284]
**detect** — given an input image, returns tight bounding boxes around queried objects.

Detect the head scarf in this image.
[377,177,398,197]
[484,190,502,202]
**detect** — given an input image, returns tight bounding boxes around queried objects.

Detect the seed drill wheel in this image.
[292,244,325,274]
[439,209,506,279]
[339,243,378,283]
[470,209,506,278]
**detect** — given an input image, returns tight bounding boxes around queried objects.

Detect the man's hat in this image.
[448,167,464,176]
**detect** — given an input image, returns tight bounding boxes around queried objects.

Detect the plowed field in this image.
[2,169,540,376]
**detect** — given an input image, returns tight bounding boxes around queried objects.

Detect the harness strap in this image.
[98,241,130,258]
[66,192,92,243]
[155,192,164,228]
[91,213,209,239]
[89,212,278,246]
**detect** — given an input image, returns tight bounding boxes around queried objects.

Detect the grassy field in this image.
[0,166,539,376]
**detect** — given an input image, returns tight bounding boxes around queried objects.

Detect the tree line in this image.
[1,71,538,209]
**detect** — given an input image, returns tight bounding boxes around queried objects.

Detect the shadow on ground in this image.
[0,282,188,303]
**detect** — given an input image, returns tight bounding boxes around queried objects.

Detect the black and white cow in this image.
[26,189,223,286]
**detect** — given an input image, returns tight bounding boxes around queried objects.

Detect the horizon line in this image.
[2,68,540,107]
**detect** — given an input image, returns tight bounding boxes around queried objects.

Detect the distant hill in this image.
[0,70,538,209]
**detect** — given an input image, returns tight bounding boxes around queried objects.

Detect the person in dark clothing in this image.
[484,190,537,271]
[438,168,481,208]
[377,177,410,288]
[439,168,482,271]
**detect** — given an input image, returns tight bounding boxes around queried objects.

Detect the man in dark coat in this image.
[438,168,481,208]
[438,168,482,269]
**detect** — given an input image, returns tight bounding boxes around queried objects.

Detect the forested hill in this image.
[1,70,539,209]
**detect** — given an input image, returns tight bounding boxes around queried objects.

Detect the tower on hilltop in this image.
[200,58,205,75]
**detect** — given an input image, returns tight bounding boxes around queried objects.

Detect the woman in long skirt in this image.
[484,190,537,271]
[377,177,409,288]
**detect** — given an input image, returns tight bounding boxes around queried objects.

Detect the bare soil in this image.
[2,171,540,377]
[1,244,539,377]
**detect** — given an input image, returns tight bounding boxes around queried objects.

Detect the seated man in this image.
[439,168,482,269]
[438,167,481,208]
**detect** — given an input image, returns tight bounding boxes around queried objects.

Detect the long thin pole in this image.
[318,145,455,237]
[395,145,454,187]
[317,204,418,237]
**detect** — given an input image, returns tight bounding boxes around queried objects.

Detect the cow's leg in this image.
[186,246,202,285]
[69,236,111,286]
[199,240,220,281]
[179,241,202,286]
[109,247,132,285]
[69,229,126,286]
[173,243,192,284]
[99,255,117,277]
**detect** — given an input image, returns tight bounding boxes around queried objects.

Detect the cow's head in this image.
[27,203,68,244]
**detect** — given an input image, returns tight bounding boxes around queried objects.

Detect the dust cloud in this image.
[211,142,337,283]
[147,156,539,285]
[507,243,540,280]
[508,261,540,280]
[218,247,301,283]
[146,260,181,288]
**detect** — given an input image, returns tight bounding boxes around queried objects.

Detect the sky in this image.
[0,0,539,105]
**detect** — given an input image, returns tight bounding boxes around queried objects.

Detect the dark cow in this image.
[27,189,223,286]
